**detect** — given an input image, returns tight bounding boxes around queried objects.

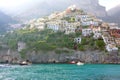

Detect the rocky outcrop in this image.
[0,49,21,63]
[0,47,119,64]
[25,50,120,64]
[103,4,120,27]
[75,0,107,17]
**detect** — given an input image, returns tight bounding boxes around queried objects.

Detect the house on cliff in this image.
[109,29,120,38]
[47,20,60,31]
[109,29,120,47]
[108,23,119,29]
[74,37,81,44]
[106,44,118,52]
[82,28,92,37]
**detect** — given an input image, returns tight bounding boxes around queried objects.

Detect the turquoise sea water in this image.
[0,64,120,80]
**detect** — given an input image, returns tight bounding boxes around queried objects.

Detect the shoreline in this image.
[1,62,120,65]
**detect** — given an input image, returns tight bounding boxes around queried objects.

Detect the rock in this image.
[0,48,119,64]
[103,5,120,27]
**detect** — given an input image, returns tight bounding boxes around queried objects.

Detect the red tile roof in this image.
[109,29,120,38]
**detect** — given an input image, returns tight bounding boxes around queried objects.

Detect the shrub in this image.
[81,38,87,45]
[19,49,27,59]
[8,39,17,50]
[95,40,105,50]
[78,44,85,51]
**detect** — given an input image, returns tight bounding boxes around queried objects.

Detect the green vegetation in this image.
[1,28,75,52]
[62,17,75,23]
[0,27,106,53]
[95,40,105,50]
[82,26,89,29]
[8,39,17,50]
[118,47,120,52]
[78,45,85,51]
[75,31,82,37]
[19,49,27,59]
[77,37,105,51]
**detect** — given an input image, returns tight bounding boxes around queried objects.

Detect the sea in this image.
[0,64,120,80]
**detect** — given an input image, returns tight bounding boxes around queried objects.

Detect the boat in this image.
[19,61,32,65]
[69,61,76,64]
[76,61,84,65]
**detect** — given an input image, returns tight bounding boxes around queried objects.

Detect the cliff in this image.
[0,25,119,64]
[103,4,120,27]
[0,48,119,64]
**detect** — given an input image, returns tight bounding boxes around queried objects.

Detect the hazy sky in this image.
[0,0,120,11]
[99,0,120,10]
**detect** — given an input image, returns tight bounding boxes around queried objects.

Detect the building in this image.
[91,26,101,33]
[65,22,80,34]
[100,22,109,31]
[108,23,119,29]
[76,14,99,26]
[92,26,101,39]
[47,21,60,31]
[74,37,81,43]
[106,44,118,52]
[102,36,115,45]
[93,33,102,39]
[34,22,45,30]
[82,28,92,37]
[109,29,120,38]
[115,38,120,46]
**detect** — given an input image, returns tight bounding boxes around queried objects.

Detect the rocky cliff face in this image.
[74,0,107,17]
[14,0,107,21]
[0,48,119,64]
[103,5,120,27]
[25,50,119,64]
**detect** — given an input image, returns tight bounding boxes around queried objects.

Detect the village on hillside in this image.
[22,5,120,53]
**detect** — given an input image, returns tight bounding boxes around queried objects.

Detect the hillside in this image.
[0,6,119,64]
[0,11,14,33]
[0,28,118,64]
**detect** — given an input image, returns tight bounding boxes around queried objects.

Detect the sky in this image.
[0,0,120,11]
[99,0,120,10]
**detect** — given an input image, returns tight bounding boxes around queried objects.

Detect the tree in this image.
[95,40,105,50]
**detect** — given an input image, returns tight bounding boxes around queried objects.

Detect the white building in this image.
[102,33,115,45]
[29,22,45,30]
[92,27,101,39]
[115,38,120,46]
[65,27,76,34]
[74,37,81,43]
[92,26,101,33]
[106,44,118,52]
[65,22,80,34]
[82,28,92,37]
[47,21,60,31]
[93,33,102,39]
[108,23,119,29]
[34,22,45,30]
[76,14,99,26]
